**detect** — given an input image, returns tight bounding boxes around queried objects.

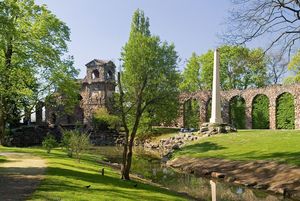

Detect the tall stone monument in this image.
[210,48,223,124]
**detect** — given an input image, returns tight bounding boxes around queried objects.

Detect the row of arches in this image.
[183,92,295,129]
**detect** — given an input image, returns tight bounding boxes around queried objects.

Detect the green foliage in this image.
[120,9,180,132]
[230,96,246,129]
[276,93,295,129]
[180,45,268,92]
[286,50,300,83]
[252,95,269,129]
[42,135,57,153]
[62,130,90,162]
[179,52,202,92]
[183,99,200,128]
[119,9,180,179]
[92,108,120,131]
[0,0,79,143]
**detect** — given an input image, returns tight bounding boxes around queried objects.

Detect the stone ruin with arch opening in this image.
[177,84,300,129]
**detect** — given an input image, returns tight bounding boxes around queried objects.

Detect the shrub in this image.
[230,96,246,129]
[62,130,90,162]
[252,95,269,129]
[184,99,200,129]
[92,107,120,131]
[61,130,73,157]
[276,93,295,129]
[42,134,57,153]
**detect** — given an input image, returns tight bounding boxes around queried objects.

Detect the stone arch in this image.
[49,113,57,124]
[91,69,100,79]
[42,106,46,122]
[229,95,246,129]
[183,98,200,128]
[106,70,114,80]
[205,98,212,122]
[252,94,270,129]
[276,92,295,129]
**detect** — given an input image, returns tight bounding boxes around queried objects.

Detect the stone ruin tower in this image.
[79,59,116,126]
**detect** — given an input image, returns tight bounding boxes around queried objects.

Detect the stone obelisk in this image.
[210,48,223,124]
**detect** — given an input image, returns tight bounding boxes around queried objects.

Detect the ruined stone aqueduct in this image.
[177,84,300,129]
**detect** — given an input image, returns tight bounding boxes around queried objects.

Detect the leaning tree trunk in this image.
[122,106,142,180]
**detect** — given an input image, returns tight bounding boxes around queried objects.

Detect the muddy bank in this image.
[167,157,300,200]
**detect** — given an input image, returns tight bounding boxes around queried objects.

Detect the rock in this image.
[253,183,269,190]
[225,176,236,182]
[172,144,180,150]
[244,181,257,187]
[211,172,226,179]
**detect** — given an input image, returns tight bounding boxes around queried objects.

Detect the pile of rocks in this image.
[143,132,201,159]
[199,122,237,136]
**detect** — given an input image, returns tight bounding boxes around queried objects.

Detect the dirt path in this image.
[0,152,46,201]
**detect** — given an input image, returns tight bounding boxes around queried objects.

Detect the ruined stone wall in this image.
[43,59,116,127]
[178,84,300,129]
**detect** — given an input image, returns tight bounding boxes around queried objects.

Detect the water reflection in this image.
[90,146,294,201]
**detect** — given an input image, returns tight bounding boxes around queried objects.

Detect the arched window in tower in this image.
[92,69,100,79]
[106,70,114,80]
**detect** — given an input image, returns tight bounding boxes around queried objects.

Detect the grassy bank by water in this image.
[173,130,300,166]
[0,146,187,201]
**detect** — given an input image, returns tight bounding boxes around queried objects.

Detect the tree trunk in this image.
[0,112,5,145]
[122,108,142,180]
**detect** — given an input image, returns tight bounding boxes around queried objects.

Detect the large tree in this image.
[118,9,180,180]
[180,45,268,92]
[0,0,78,143]
[224,0,300,56]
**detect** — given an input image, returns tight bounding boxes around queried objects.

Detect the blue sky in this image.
[36,0,238,78]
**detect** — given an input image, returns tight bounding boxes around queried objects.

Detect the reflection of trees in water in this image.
[90,147,283,201]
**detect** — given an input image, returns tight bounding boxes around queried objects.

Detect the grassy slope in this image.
[173,130,300,166]
[0,146,186,201]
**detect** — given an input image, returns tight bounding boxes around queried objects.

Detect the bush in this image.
[62,130,90,162]
[230,96,246,129]
[42,134,57,153]
[92,107,120,131]
[252,95,269,129]
[276,93,295,129]
[184,99,200,129]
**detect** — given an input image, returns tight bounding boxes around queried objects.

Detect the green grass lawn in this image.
[173,130,300,166]
[0,146,187,201]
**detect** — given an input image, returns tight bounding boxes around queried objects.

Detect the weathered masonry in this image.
[26,59,116,127]
[178,84,300,129]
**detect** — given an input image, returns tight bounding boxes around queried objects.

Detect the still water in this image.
[91,146,293,201]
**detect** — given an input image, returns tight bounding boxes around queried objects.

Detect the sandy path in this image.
[0,152,46,201]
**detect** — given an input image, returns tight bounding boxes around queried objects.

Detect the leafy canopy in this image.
[180,45,268,92]
[121,9,180,132]
[0,0,79,131]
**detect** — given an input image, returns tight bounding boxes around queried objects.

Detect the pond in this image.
[91,146,293,201]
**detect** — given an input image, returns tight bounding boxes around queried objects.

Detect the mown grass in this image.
[173,130,300,166]
[0,146,187,201]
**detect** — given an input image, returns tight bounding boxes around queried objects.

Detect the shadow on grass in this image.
[234,151,300,166]
[34,166,186,201]
[175,142,226,156]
